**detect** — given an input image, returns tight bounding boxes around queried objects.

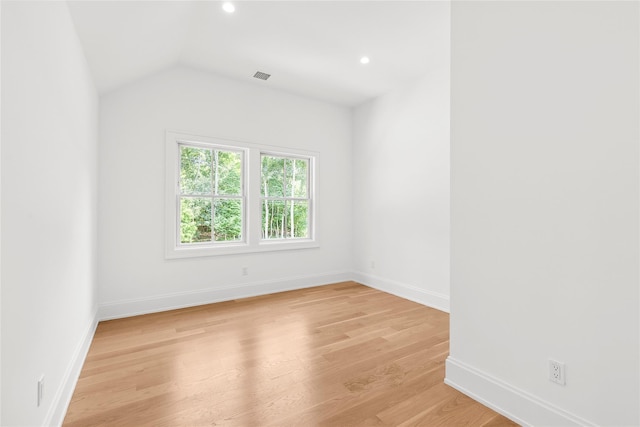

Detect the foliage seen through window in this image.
[261,155,309,239]
[179,145,243,244]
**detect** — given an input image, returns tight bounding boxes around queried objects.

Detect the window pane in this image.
[262,199,286,239]
[215,150,242,196]
[180,146,212,194]
[286,158,308,198]
[261,155,284,197]
[286,200,308,238]
[261,200,308,239]
[180,198,211,243]
[213,199,242,241]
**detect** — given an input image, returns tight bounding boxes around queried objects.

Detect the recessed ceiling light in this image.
[222,2,235,13]
[360,56,370,65]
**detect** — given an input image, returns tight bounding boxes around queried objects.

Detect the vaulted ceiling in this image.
[68,1,449,107]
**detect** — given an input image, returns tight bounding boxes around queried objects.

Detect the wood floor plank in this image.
[63,282,518,426]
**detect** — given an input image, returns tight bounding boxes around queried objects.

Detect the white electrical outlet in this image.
[242,267,248,276]
[371,261,375,269]
[37,375,45,407]
[549,359,566,385]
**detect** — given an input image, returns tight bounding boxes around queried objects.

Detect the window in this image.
[261,154,310,240]
[179,144,244,244]
[166,132,318,258]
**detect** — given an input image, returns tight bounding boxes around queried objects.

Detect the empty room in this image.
[1,1,638,426]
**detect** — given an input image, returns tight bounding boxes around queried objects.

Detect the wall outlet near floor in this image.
[549,359,566,385]
[242,267,248,276]
[37,375,45,407]
[371,261,375,269]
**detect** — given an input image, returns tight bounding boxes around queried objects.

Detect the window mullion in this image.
[262,197,309,201]
[247,148,262,246]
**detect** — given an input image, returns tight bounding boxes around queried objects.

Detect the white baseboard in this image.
[445,356,597,427]
[98,271,352,320]
[352,271,449,313]
[44,309,99,427]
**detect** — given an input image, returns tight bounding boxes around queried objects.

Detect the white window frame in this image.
[177,141,247,247]
[165,131,319,258]
[260,152,312,242]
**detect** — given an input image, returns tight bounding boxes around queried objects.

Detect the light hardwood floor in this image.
[64,282,517,426]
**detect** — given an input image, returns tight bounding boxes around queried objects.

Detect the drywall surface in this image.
[0,2,3,423]
[98,66,352,315]
[352,65,450,311]
[1,1,98,425]
[448,2,639,426]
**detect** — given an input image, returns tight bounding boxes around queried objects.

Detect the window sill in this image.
[165,239,319,259]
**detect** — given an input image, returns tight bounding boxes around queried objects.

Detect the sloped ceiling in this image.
[68,1,449,106]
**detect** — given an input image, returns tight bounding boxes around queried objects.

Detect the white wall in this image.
[447,2,639,426]
[0,1,3,422]
[352,64,450,310]
[98,66,352,317]
[1,1,99,426]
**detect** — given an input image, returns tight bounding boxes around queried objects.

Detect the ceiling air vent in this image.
[253,71,271,81]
